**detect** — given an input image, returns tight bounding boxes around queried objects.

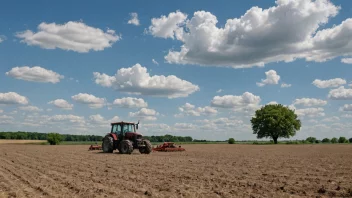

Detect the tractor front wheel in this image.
[139,139,152,154]
[102,135,114,153]
[119,140,133,154]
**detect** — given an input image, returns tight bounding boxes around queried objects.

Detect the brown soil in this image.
[0,144,351,198]
[0,140,46,144]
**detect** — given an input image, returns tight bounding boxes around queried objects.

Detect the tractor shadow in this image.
[92,151,144,155]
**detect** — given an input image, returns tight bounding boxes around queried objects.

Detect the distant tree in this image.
[228,138,235,144]
[322,138,330,143]
[250,104,301,144]
[338,137,348,143]
[306,137,317,143]
[349,138,352,143]
[315,140,320,144]
[331,137,338,144]
[47,133,62,145]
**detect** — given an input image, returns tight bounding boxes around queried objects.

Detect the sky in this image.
[1,0,352,140]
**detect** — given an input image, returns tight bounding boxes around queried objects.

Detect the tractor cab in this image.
[110,121,142,140]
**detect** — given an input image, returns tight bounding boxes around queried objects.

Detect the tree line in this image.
[143,134,193,142]
[0,131,103,142]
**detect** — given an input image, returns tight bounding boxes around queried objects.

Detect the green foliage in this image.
[322,138,330,143]
[250,104,301,144]
[47,133,63,145]
[306,137,317,143]
[228,138,235,144]
[338,137,348,143]
[0,131,103,142]
[331,137,338,143]
[349,138,352,143]
[315,140,320,144]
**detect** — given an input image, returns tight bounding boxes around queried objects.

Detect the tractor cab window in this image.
[122,124,135,133]
[112,124,122,134]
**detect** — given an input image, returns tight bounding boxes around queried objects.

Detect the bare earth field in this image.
[0,144,352,198]
[0,140,46,144]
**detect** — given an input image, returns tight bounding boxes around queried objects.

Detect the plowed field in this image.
[0,144,352,198]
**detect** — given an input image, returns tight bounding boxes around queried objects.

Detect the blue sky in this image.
[1,0,352,140]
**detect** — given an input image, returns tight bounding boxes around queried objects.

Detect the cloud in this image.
[71,93,106,108]
[152,59,159,65]
[281,83,292,88]
[173,123,196,130]
[0,92,28,105]
[295,107,325,117]
[16,21,120,53]
[149,1,352,68]
[6,66,64,83]
[129,108,159,121]
[341,58,352,64]
[211,92,261,109]
[148,10,187,40]
[0,35,6,43]
[48,99,73,110]
[89,114,119,126]
[93,63,199,98]
[0,110,3,113]
[0,115,14,124]
[175,103,217,117]
[128,12,140,26]
[312,78,346,88]
[321,116,340,122]
[328,86,352,100]
[112,97,148,108]
[49,114,85,124]
[256,70,280,87]
[293,98,327,107]
[267,101,278,105]
[216,89,223,93]
[339,104,352,111]
[18,105,43,112]
[341,114,352,118]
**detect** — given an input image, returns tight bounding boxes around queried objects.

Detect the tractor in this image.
[102,121,152,154]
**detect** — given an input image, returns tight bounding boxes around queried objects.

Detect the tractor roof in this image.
[110,121,136,125]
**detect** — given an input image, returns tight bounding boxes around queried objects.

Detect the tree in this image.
[322,138,330,143]
[349,138,352,143]
[338,137,348,143]
[306,137,317,143]
[228,138,235,144]
[250,104,301,144]
[331,137,338,143]
[47,133,62,145]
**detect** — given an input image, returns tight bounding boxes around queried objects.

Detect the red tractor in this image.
[102,121,152,154]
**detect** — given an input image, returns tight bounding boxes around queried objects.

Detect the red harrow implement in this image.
[152,142,185,152]
[88,144,102,151]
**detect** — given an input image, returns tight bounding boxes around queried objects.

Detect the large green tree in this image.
[250,104,301,144]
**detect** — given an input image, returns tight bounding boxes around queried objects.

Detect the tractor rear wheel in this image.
[139,139,152,154]
[102,135,114,153]
[119,140,133,154]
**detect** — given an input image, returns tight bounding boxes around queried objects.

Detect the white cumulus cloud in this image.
[16,21,120,53]
[148,10,187,40]
[293,98,327,107]
[341,58,352,64]
[128,12,140,26]
[48,99,73,110]
[93,63,199,98]
[6,66,64,83]
[112,97,148,108]
[256,70,280,87]
[18,105,43,112]
[0,92,28,105]
[149,1,352,68]
[175,103,217,117]
[71,93,106,109]
[339,104,352,111]
[295,107,325,117]
[312,78,346,88]
[328,86,352,100]
[129,108,159,121]
[211,92,261,109]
